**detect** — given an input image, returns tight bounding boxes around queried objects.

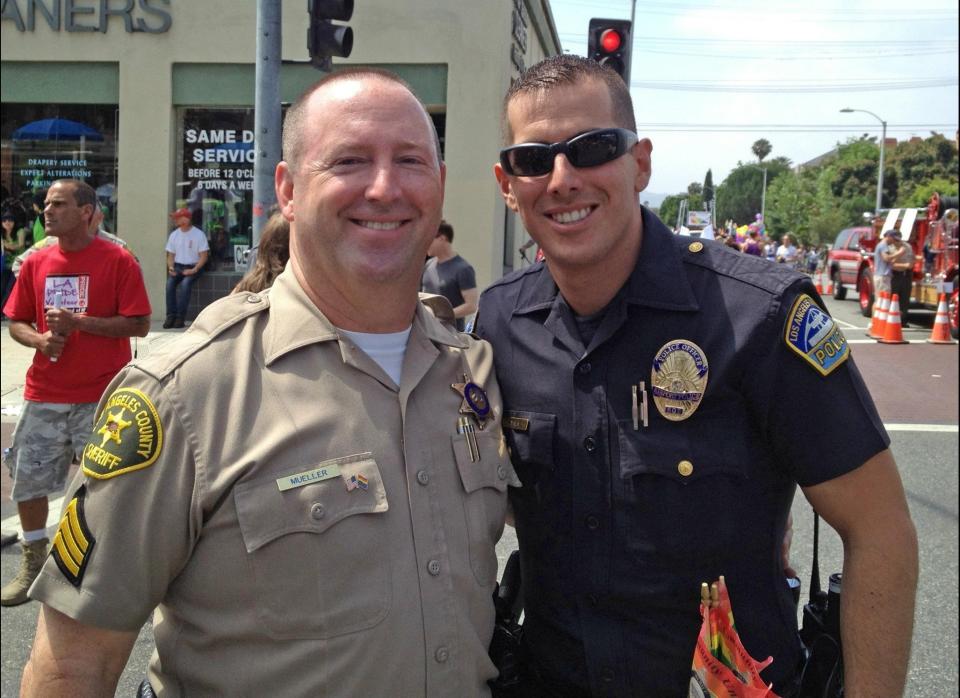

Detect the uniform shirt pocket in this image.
[234,453,390,639]
[452,429,517,586]
[616,421,750,567]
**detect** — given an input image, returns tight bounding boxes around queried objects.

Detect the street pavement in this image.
[1,298,957,696]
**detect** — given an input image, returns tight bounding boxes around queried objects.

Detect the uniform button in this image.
[587,593,598,607]
[578,362,592,375]
[497,466,507,480]
[583,436,597,453]
[678,460,694,477]
[416,470,430,485]
[427,559,442,576]
[688,241,704,253]
[585,514,599,530]
[246,294,261,303]
[310,503,325,520]
[434,646,449,663]
[600,667,615,683]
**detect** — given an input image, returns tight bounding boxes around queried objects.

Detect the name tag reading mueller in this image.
[276,464,341,491]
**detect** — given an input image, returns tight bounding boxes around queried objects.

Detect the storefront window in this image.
[0,103,119,238]
[175,107,255,272]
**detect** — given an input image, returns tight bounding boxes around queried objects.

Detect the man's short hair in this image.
[282,68,442,171]
[437,220,454,242]
[501,55,637,144]
[51,179,97,211]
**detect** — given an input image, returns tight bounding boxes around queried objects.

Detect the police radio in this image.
[798,512,844,698]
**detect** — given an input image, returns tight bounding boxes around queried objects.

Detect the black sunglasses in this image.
[499,128,639,177]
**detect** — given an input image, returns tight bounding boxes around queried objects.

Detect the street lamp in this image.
[840,107,887,214]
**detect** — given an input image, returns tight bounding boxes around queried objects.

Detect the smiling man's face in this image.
[495,77,651,276]
[277,76,445,299]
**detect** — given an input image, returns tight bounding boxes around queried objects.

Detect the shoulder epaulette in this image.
[134,292,270,380]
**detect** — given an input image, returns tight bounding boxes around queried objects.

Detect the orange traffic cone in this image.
[823,271,833,295]
[879,294,908,344]
[926,293,957,344]
[868,292,888,339]
[815,274,823,294]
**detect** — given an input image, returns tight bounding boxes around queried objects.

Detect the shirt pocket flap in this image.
[502,410,556,467]
[235,454,388,553]
[452,430,519,493]
[618,424,747,483]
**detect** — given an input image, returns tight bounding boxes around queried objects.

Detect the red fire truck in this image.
[851,193,959,337]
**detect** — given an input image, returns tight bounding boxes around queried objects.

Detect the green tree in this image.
[715,159,790,225]
[703,169,714,207]
[765,167,853,247]
[720,132,958,245]
[657,194,684,229]
[687,182,703,196]
[764,170,816,242]
[887,134,959,205]
[752,138,772,162]
[906,177,959,208]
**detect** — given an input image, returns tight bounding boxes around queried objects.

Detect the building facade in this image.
[1,0,560,317]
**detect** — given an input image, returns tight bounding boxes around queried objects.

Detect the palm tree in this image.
[752,138,772,162]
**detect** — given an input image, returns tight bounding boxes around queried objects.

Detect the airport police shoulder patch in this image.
[81,388,163,480]
[784,294,849,376]
[51,486,95,587]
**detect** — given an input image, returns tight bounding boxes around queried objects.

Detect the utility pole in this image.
[761,166,767,224]
[251,0,282,265]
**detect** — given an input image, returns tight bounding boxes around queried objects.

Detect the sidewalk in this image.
[0,320,188,545]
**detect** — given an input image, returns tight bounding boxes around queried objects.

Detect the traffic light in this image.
[587,18,632,85]
[308,0,354,71]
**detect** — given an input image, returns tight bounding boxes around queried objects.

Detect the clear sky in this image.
[547,0,960,198]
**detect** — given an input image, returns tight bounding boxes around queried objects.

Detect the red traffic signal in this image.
[588,18,632,85]
[600,29,622,53]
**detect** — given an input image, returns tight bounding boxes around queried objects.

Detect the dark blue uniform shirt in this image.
[475,209,889,697]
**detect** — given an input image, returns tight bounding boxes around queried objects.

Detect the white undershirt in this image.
[338,326,412,385]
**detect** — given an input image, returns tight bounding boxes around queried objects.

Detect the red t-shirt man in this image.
[1,179,151,609]
[5,236,151,403]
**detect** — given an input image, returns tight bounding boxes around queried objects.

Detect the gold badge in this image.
[82,388,163,480]
[651,340,709,422]
[688,241,704,253]
[451,374,491,430]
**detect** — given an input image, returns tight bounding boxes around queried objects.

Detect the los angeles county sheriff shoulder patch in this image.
[51,486,95,587]
[784,294,849,376]
[651,339,709,421]
[82,388,163,479]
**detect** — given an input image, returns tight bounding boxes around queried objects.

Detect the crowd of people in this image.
[1,58,918,698]
[704,220,828,276]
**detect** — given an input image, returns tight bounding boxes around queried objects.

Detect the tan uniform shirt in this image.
[31,268,519,697]
[890,240,915,271]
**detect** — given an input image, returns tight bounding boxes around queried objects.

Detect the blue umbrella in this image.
[12,118,104,142]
